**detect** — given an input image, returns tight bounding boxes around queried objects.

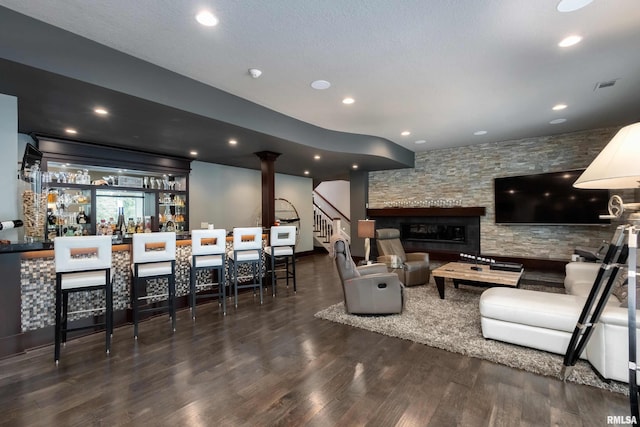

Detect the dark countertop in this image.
[0,232,193,254]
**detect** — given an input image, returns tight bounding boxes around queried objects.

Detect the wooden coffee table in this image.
[432,262,524,299]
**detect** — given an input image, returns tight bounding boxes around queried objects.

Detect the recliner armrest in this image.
[345,272,404,289]
[357,263,388,276]
[406,252,429,264]
[376,255,394,268]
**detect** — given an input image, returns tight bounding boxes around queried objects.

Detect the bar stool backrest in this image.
[54,235,112,273]
[192,229,227,255]
[232,227,263,251]
[270,226,296,247]
[132,232,176,264]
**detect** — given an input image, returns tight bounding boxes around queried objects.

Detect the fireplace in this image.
[401,223,466,244]
[367,207,483,256]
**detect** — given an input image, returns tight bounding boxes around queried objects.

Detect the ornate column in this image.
[255,151,281,228]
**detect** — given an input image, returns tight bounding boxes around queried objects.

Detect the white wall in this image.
[315,180,350,218]
[0,94,19,241]
[189,161,313,252]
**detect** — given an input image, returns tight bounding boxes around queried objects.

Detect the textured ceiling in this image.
[1,0,639,158]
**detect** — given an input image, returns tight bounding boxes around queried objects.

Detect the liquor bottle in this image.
[115,207,125,236]
[76,207,88,224]
[0,219,24,230]
[127,218,135,234]
[47,209,56,226]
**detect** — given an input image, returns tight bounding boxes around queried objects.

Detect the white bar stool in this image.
[190,228,227,318]
[131,232,176,338]
[227,227,263,308]
[54,235,113,364]
[265,225,297,296]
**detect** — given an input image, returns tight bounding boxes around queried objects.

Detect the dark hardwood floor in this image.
[0,253,631,426]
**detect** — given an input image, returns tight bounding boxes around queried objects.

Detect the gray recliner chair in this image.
[375,228,430,286]
[333,238,404,314]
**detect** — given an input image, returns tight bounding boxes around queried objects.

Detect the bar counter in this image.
[0,233,268,357]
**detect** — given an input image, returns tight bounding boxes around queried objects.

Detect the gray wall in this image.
[0,94,19,242]
[189,161,313,252]
[368,127,629,261]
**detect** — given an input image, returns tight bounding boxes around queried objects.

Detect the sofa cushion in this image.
[564,262,601,295]
[480,287,584,333]
[565,261,621,306]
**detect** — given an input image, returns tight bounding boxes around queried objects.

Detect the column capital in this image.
[254,151,281,162]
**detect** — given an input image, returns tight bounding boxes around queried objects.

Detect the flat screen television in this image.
[21,142,42,172]
[494,170,610,225]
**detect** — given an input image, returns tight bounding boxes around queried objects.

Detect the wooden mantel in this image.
[366,207,486,217]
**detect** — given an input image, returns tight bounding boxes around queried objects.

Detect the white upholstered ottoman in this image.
[479,287,586,357]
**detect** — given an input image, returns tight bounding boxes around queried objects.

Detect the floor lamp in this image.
[358,219,376,265]
[572,122,640,421]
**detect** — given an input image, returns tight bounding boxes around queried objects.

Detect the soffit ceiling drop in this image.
[0,1,639,177]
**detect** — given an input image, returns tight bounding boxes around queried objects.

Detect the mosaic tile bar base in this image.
[21,241,267,332]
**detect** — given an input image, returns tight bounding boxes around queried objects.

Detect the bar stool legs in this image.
[54,270,113,364]
[269,251,297,296]
[190,265,226,319]
[131,266,176,340]
[231,255,263,308]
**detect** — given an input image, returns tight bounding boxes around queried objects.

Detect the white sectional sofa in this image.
[480,261,639,383]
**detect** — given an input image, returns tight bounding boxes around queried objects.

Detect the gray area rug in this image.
[315,283,628,395]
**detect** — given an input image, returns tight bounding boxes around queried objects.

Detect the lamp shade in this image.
[574,122,640,189]
[357,219,375,239]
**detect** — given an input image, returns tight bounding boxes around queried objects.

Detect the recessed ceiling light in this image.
[94,107,108,115]
[304,170,310,175]
[342,97,355,105]
[352,164,358,169]
[415,140,426,144]
[314,154,321,160]
[311,80,331,90]
[557,0,593,12]
[190,151,198,156]
[401,131,411,136]
[473,130,487,136]
[229,139,237,145]
[550,118,567,124]
[552,103,568,111]
[65,128,77,134]
[248,68,262,78]
[196,10,218,27]
[558,35,583,47]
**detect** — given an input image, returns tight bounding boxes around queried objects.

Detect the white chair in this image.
[54,235,113,363]
[265,225,297,296]
[227,227,263,308]
[131,232,176,338]
[190,229,227,318]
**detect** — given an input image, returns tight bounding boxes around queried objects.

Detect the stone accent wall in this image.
[369,127,633,261]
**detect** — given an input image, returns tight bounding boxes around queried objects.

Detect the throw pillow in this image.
[610,269,628,303]
[611,269,640,308]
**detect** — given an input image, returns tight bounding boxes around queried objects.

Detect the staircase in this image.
[313,190,350,252]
